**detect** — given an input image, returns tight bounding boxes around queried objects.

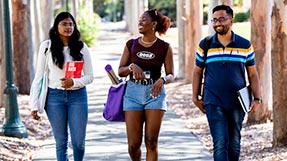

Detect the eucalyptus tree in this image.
[271,0,287,147]
[247,0,272,124]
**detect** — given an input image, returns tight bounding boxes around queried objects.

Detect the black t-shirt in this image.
[126,38,169,80]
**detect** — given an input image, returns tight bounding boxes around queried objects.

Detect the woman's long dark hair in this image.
[49,12,83,69]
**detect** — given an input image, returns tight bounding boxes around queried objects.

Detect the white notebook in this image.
[237,85,253,113]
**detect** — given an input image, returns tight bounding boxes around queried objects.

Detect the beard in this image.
[214,25,229,35]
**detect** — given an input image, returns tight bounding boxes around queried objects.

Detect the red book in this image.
[64,61,84,78]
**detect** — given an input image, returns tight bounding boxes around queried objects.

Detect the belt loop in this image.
[143,79,147,85]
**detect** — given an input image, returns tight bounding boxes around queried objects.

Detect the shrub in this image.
[234,12,250,23]
[78,11,100,47]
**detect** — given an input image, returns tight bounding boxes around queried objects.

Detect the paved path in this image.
[33,22,212,161]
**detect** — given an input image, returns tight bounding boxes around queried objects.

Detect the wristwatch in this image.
[161,77,166,84]
[254,97,262,104]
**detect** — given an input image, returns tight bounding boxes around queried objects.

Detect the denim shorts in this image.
[123,80,167,111]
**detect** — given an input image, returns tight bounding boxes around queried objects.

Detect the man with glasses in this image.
[192,5,262,161]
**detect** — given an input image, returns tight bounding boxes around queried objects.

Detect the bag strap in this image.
[129,39,136,64]
[126,39,136,81]
[44,40,51,72]
[44,40,51,55]
[199,36,212,98]
[203,35,212,65]
[131,39,136,52]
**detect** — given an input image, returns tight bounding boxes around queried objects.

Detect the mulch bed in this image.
[0,95,52,161]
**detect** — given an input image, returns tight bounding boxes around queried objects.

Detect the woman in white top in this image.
[29,12,93,161]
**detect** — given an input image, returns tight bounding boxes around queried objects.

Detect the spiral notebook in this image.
[237,85,253,113]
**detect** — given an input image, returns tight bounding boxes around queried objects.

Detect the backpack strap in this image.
[199,36,212,98]
[203,36,212,65]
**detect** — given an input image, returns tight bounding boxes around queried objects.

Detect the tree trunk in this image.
[29,0,53,86]
[0,0,5,108]
[208,0,218,35]
[12,0,30,94]
[29,0,42,82]
[71,0,78,20]
[124,0,131,31]
[176,0,185,79]
[124,0,146,36]
[28,0,35,81]
[131,0,138,27]
[185,0,202,83]
[40,1,53,40]
[247,0,272,124]
[271,0,287,147]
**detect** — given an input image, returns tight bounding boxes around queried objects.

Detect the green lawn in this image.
[232,22,251,40]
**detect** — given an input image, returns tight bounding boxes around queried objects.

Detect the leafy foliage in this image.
[234,11,250,22]
[94,0,124,21]
[78,9,101,46]
[93,0,109,18]
[92,0,246,25]
[148,0,176,25]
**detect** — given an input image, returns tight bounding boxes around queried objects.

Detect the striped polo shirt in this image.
[195,31,255,109]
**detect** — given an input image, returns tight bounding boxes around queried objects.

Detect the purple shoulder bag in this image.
[103,39,136,122]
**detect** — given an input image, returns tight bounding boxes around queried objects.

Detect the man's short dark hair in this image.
[212,5,233,18]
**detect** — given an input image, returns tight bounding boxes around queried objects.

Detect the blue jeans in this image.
[205,105,245,161]
[45,87,88,161]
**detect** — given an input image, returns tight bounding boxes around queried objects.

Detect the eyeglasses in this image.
[59,22,75,27]
[211,17,231,23]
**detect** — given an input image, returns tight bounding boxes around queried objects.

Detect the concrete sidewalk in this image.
[32,22,212,161]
